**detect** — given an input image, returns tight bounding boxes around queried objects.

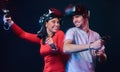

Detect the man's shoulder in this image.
[89,29,100,36]
[67,27,82,31]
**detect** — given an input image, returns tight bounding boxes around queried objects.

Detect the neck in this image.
[83,26,89,33]
[82,18,89,33]
[47,29,53,37]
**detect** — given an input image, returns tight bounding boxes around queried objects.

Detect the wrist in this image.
[89,44,95,50]
[89,44,92,49]
[8,20,14,27]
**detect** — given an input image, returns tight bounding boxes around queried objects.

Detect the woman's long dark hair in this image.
[37,21,48,44]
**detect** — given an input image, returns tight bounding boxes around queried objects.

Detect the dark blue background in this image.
[1,0,120,72]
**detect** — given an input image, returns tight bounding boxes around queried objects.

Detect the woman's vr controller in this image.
[2,9,11,30]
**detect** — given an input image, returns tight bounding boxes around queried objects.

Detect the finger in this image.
[91,50,96,56]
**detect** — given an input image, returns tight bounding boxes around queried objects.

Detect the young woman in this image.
[3,8,68,72]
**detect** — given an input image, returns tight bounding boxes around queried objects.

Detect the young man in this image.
[63,4,107,72]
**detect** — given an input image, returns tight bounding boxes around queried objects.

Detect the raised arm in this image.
[11,24,40,44]
[3,15,40,44]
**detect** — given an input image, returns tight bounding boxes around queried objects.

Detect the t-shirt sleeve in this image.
[64,28,74,41]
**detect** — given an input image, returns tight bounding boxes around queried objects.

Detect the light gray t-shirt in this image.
[65,27,104,72]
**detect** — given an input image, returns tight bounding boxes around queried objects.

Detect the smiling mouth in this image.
[75,22,81,25]
[54,27,59,30]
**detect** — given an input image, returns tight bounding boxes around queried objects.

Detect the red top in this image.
[11,24,68,72]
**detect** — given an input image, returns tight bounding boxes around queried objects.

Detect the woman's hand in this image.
[45,37,54,45]
[3,15,14,26]
[45,37,58,51]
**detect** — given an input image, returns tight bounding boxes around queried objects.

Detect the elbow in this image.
[63,48,67,53]
[63,45,71,53]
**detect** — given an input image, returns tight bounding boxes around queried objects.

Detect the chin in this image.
[53,29,58,32]
[74,24,80,27]
[76,25,81,28]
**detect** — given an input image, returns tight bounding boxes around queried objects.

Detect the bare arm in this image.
[3,15,40,44]
[63,39,103,53]
[63,39,89,53]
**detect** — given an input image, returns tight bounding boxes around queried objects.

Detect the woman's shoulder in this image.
[53,30,64,38]
[56,30,64,35]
